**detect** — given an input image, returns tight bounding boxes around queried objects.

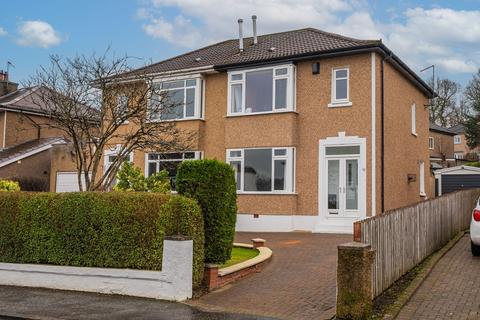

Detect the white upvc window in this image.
[411,103,417,136]
[454,135,461,144]
[419,160,426,197]
[329,67,351,107]
[145,151,202,190]
[227,64,295,116]
[226,147,295,194]
[149,77,203,121]
[454,152,464,160]
[429,137,434,150]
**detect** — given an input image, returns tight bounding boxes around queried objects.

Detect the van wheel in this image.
[472,241,480,256]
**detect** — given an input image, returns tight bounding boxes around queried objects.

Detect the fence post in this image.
[337,242,375,320]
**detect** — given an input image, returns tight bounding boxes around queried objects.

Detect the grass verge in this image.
[220,247,259,268]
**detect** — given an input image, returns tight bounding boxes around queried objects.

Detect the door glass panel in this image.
[326,146,360,155]
[328,159,340,213]
[345,159,358,210]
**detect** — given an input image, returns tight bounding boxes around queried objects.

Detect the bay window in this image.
[146,151,202,189]
[149,78,203,121]
[227,147,295,193]
[228,65,295,115]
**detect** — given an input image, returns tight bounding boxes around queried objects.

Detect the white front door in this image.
[327,156,359,217]
[317,133,366,233]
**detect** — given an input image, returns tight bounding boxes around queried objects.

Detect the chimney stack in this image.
[0,70,18,97]
[238,19,244,52]
[252,15,258,45]
[0,70,8,82]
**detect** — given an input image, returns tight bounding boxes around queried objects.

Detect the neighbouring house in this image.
[108,22,433,233]
[450,124,479,161]
[429,123,456,169]
[0,73,78,191]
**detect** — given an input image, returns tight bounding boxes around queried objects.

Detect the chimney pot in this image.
[252,15,258,45]
[238,19,244,52]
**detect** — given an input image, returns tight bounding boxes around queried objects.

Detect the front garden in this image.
[0,159,239,293]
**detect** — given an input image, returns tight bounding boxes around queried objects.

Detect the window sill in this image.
[226,110,297,118]
[147,117,204,123]
[237,192,297,196]
[328,101,352,108]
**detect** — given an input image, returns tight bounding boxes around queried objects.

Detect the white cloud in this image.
[138,1,480,77]
[17,20,62,48]
[0,27,7,37]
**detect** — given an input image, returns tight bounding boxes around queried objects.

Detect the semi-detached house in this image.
[107,26,433,233]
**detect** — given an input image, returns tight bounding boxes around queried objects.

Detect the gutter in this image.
[215,43,434,98]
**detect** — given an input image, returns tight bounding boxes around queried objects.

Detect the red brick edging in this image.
[203,239,271,291]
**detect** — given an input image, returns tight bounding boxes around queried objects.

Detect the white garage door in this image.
[56,172,89,192]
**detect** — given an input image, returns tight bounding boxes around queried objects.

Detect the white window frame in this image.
[454,135,461,144]
[429,137,434,150]
[144,151,203,176]
[227,64,295,116]
[226,147,295,194]
[411,103,417,136]
[148,75,204,122]
[104,145,134,174]
[116,94,129,124]
[454,152,464,160]
[419,160,426,197]
[329,67,351,107]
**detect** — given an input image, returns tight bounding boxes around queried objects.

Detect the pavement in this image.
[0,285,276,320]
[189,232,351,320]
[396,234,480,320]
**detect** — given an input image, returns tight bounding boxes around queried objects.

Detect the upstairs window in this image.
[411,103,417,135]
[454,135,461,144]
[149,78,202,121]
[429,137,434,150]
[228,65,295,115]
[329,67,351,107]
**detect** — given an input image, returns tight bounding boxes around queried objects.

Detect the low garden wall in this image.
[0,192,204,300]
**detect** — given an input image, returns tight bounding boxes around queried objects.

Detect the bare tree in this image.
[429,78,463,127]
[26,51,194,191]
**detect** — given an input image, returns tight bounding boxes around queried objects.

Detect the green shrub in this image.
[466,161,480,167]
[0,192,204,288]
[176,159,237,264]
[0,180,20,192]
[114,161,170,193]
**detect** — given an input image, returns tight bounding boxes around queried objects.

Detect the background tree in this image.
[464,69,480,149]
[429,78,464,127]
[26,51,193,191]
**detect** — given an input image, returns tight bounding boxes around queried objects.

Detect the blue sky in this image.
[1,0,479,87]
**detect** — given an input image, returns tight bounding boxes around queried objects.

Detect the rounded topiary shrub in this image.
[176,159,237,264]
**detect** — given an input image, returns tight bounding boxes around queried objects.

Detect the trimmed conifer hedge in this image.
[176,159,237,264]
[0,192,204,288]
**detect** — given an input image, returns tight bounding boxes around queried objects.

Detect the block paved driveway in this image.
[397,235,480,320]
[189,232,351,320]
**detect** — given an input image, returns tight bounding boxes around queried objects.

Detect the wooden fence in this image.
[354,189,480,297]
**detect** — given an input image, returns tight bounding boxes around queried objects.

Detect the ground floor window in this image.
[146,151,202,189]
[226,147,295,193]
[454,152,464,160]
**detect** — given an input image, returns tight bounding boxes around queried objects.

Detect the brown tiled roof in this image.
[0,137,68,166]
[128,28,380,75]
[0,87,49,115]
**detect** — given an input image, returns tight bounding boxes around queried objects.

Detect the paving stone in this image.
[189,232,351,320]
[397,235,480,320]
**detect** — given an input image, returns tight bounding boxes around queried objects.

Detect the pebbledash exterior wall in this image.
[106,52,431,233]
